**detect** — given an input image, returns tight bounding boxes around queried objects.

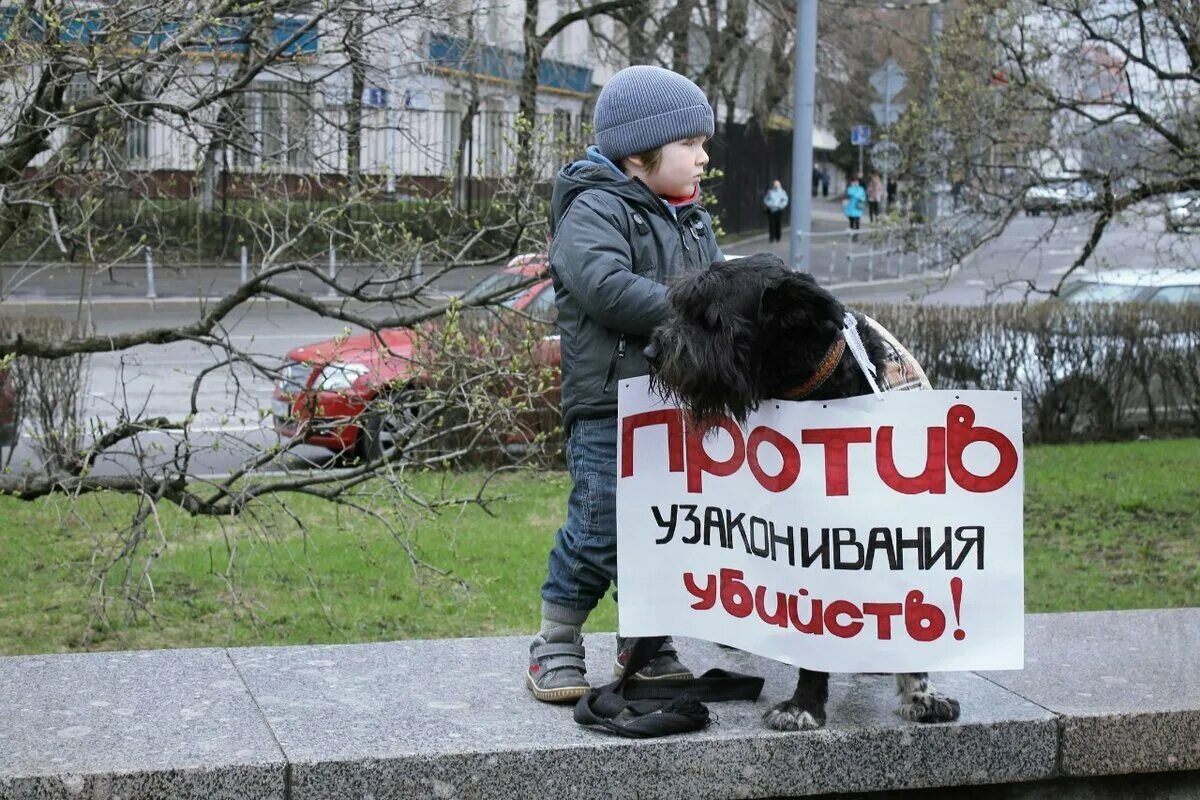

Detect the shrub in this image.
[0,317,92,471]
[859,301,1200,443]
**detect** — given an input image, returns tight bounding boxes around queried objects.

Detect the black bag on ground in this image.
[572,636,765,738]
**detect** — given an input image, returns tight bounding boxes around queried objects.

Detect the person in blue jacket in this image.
[763,180,789,242]
[844,174,867,231]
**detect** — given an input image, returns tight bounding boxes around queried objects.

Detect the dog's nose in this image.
[643,341,660,366]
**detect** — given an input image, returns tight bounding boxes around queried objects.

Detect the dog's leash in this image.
[781,312,885,402]
[573,636,765,738]
[841,311,884,400]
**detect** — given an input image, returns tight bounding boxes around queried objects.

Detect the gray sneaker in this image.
[613,636,693,680]
[527,631,589,703]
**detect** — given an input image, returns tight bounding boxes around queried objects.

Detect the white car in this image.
[1022,180,1096,215]
[1033,269,1200,439]
[914,269,1199,443]
[1058,268,1200,305]
[1164,192,1200,233]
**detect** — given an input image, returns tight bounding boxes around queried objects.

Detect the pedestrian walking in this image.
[844,175,866,231]
[820,166,830,198]
[867,173,884,223]
[763,179,788,243]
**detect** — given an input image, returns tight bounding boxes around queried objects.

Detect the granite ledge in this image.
[1,608,1197,800]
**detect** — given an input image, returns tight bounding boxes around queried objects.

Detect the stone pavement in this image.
[2,608,1198,800]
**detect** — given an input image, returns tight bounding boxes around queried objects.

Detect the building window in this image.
[231,82,314,169]
[551,0,566,58]
[484,99,505,176]
[442,93,463,173]
[485,2,500,44]
[63,74,94,167]
[124,118,149,163]
[65,73,94,107]
[552,108,572,142]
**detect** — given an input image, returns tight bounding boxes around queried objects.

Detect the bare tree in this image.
[893,0,1199,294]
[514,0,639,182]
[0,0,566,629]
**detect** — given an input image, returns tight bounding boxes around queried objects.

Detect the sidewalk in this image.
[0,261,495,306]
[0,200,926,306]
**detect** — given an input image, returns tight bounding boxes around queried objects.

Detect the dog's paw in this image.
[897,691,961,723]
[763,701,825,731]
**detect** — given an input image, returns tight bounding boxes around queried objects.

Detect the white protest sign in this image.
[616,377,1024,673]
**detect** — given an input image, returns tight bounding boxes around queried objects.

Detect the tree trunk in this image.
[516,0,543,186]
[514,0,640,183]
[620,5,653,64]
[455,95,480,210]
[666,0,693,76]
[197,17,266,212]
[747,21,794,136]
[346,15,366,191]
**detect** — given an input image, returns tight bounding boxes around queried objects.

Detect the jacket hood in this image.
[549,146,697,236]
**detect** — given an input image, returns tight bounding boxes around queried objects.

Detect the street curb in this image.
[3,292,456,310]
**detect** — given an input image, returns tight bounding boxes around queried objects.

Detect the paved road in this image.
[3,206,1198,481]
[0,301,352,479]
[827,208,1199,305]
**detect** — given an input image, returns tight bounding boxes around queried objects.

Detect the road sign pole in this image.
[926,3,943,223]
[789,0,818,272]
[882,73,890,214]
[858,143,864,176]
[869,57,908,216]
[882,85,890,215]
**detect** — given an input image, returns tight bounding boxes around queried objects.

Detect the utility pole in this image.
[925,1,943,223]
[789,0,818,272]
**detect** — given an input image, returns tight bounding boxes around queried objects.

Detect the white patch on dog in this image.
[895,673,929,697]
[895,675,960,722]
[764,704,823,731]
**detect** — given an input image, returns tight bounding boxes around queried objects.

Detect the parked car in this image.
[1164,192,1200,233]
[1057,268,1200,305]
[272,254,557,460]
[912,268,1200,443]
[1034,269,1200,439]
[1022,180,1096,215]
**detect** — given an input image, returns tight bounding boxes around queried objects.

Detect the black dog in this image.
[647,252,960,731]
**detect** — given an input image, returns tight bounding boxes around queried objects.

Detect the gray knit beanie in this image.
[593,65,714,162]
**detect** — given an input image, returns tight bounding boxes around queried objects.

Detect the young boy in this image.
[527,65,724,702]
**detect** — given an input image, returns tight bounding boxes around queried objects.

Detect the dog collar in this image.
[780,336,846,400]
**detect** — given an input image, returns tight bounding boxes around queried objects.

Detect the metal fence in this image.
[705,121,795,236]
[22,114,818,263]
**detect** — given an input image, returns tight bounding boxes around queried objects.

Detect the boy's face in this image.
[639,137,709,198]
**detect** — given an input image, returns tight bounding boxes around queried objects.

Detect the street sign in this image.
[851,125,871,146]
[870,101,906,127]
[869,58,908,98]
[871,141,903,173]
[932,127,954,154]
[365,87,389,108]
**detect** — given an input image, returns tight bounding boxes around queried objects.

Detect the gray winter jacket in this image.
[549,147,724,432]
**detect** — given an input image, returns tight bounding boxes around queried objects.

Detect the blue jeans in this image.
[541,417,618,613]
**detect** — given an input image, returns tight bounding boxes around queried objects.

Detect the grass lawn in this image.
[1,438,1197,656]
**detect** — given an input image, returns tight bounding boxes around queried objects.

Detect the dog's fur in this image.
[647,253,961,731]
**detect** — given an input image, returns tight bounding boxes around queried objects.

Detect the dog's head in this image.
[648,252,850,425]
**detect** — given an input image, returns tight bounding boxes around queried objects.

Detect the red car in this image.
[272,254,559,459]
